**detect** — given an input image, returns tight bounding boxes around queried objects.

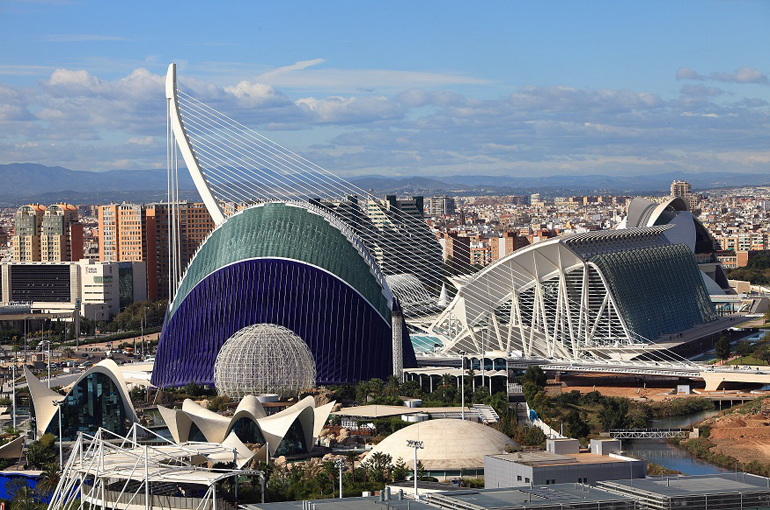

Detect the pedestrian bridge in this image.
[608,428,690,439]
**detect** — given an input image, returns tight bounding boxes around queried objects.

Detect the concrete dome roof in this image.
[366,418,518,471]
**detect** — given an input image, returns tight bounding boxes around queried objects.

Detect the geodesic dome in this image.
[213,323,316,398]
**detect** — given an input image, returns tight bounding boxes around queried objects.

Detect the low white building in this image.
[484,439,646,489]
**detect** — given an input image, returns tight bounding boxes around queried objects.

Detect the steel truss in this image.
[48,423,262,510]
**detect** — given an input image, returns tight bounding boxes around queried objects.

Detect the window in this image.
[525,478,530,483]
[517,475,522,481]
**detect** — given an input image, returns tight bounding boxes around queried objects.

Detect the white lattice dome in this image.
[214,324,316,398]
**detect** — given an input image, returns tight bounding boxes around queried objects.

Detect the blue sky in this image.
[1,0,768,177]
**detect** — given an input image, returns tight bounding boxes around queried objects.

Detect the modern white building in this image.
[429,227,718,361]
[158,395,335,459]
[484,439,646,489]
[0,259,146,321]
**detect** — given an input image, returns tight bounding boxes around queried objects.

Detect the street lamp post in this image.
[406,439,424,498]
[11,363,16,430]
[53,399,65,469]
[459,351,466,420]
[334,458,345,499]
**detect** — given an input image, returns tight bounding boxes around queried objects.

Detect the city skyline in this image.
[0,1,768,178]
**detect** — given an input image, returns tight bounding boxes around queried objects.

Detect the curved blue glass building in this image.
[151,202,416,388]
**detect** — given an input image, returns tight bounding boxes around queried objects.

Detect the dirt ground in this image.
[700,400,770,465]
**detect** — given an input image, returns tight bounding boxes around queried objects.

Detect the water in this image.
[623,408,730,475]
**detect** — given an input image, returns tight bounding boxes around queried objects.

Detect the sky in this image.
[0,0,769,178]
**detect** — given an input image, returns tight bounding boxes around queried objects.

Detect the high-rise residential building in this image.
[148,202,215,300]
[98,202,214,301]
[439,232,471,267]
[425,195,457,217]
[41,204,83,262]
[13,203,82,262]
[99,203,157,298]
[364,194,441,288]
[670,180,699,209]
[670,180,692,197]
[12,204,46,261]
[490,232,530,262]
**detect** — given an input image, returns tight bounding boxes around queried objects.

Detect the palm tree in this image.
[37,463,61,497]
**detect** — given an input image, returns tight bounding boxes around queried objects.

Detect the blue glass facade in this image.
[44,372,129,441]
[152,258,416,388]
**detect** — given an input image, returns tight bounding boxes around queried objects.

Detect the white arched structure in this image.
[158,395,334,457]
[26,359,138,438]
[166,63,224,225]
[429,227,718,362]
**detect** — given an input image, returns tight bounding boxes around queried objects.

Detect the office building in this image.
[670,180,692,198]
[490,232,530,262]
[41,204,83,262]
[0,259,146,321]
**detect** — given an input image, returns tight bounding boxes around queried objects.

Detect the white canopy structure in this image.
[48,424,262,510]
[158,395,334,458]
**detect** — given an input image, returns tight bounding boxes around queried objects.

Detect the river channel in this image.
[623,408,730,475]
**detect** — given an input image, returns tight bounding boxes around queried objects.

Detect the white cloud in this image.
[0,66,768,177]
[127,136,154,146]
[677,66,768,85]
[297,95,404,123]
[223,81,294,108]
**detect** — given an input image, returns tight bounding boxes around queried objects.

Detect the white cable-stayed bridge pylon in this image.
[165,63,695,366]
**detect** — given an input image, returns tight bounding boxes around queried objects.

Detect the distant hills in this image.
[0,163,768,206]
[349,171,770,196]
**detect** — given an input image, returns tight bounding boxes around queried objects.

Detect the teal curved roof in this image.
[169,202,392,320]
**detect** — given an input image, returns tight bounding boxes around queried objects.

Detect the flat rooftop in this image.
[243,497,435,510]
[599,473,770,498]
[488,451,639,467]
[332,405,470,419]
[426,485,634,509]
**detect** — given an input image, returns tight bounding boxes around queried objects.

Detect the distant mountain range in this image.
[0,163,768,206]
[349,171,770,196]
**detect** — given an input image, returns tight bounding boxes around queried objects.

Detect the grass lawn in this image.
[726,355,769,366]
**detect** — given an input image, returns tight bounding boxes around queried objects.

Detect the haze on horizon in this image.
[0,0,768,179]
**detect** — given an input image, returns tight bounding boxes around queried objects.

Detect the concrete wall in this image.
[484,456,647,490]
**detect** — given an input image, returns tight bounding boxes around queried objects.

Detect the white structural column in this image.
[165,63,225,225]
[392,309,403,381]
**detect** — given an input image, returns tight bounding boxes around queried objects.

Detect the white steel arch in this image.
[166,63,224,224]
[429,237,646,361]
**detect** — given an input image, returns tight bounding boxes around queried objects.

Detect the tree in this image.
[5,478,41,510]
[715,335,731,361]
[392,457,409,482]
[599,398,630,430]
[26,433,57,469]
[736,341,753,363]
[366,451,392,483]
[415,460,428,480]
[754,345,770,366]
[563,410,590,439]
[523,366,547,388]
[36,463,61,497]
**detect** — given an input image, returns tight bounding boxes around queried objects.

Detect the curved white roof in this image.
[26,359,137,438]
[365,419,518,471]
